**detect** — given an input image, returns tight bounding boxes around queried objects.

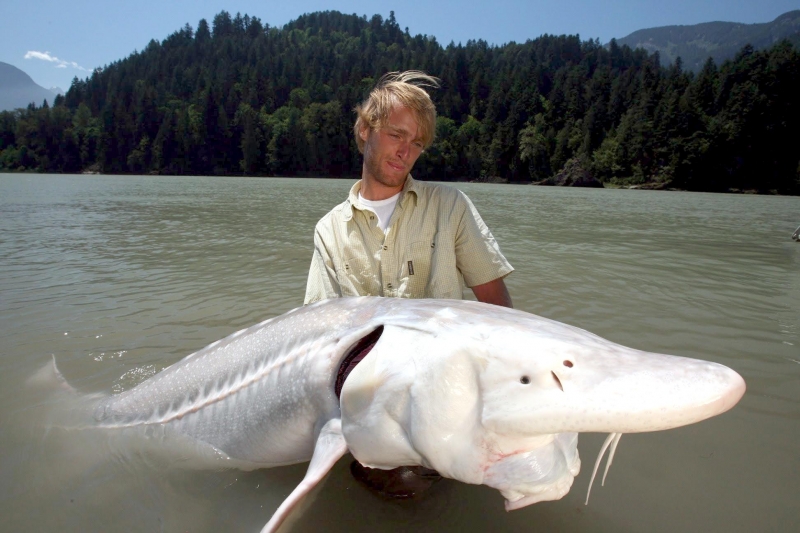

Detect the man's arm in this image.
[471,277,513,308]
[304,230,342,305]
[453,191,514,308]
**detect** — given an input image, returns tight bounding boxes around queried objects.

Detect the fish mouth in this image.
[484,433,581,510]
[504,477,575,510]
[497,433,625,510]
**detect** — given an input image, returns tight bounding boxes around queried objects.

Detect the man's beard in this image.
[363,142,408,189]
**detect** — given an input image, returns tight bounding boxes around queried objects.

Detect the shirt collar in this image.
[344,175,419,221]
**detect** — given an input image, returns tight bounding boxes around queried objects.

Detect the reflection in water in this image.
[0,175,798,532]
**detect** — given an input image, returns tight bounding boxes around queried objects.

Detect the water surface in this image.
[1,175,798,532]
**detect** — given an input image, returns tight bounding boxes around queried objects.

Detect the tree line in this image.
[1,10,798,194]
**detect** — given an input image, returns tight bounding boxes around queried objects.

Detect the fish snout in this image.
[568,355,747,433]
[483,349,746,436]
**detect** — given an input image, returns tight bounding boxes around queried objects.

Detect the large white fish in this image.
[82,297,745,532]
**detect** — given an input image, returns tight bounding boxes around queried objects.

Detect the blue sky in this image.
[2,0,797,91]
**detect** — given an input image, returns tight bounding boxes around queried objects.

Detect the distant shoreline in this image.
[1,170,791,195]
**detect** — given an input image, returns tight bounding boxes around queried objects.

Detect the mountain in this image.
[0,61,58,111]
[615,10,800,71]
[1,10,798,194]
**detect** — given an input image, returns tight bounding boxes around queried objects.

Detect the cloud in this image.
[24,51,90,72]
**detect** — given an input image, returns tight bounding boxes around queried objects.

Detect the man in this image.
[304,70,513,307]
[303,71,514,498]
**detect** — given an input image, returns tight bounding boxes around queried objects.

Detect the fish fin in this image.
[27,355,78,394]
[260,418,348,533]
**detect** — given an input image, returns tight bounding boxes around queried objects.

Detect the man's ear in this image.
[359,126,370,142]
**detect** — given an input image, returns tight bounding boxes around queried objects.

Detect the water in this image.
[0,175,798,532]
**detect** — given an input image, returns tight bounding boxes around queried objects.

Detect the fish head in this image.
[341,299,745,510]
[476,313,746,436]
[468,306,745,508]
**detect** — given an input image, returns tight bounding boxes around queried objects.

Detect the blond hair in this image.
[354,71,440,153]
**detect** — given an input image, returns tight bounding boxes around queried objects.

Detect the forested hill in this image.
[616,10,800,72]
[1,10,799,194]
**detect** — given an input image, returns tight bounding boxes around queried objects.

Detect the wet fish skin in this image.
[82,297,745,532]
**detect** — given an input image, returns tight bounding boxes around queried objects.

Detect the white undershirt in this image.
[359,192,400,233]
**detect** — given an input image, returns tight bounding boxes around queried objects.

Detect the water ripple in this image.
[1,176,798,533]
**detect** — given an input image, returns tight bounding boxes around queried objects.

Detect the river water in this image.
[0,175,798,532]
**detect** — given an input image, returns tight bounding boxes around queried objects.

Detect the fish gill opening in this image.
[335,325,384,398]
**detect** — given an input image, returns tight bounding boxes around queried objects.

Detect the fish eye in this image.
[563,360,574,368]
[520,376,530,385]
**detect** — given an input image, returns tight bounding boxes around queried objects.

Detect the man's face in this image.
[360,105,425,197]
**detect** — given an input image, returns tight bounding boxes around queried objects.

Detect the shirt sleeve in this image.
[304,226,342,304]
[454,192,514,288]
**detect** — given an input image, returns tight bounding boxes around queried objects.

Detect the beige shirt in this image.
[304,176,513,304]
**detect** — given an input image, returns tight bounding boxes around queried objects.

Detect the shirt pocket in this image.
[336,255,380,297]
[403,240,434,298]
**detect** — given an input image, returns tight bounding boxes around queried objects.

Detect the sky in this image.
[2,0,798,91]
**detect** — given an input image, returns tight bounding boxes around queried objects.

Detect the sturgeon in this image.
[85,297,745,532]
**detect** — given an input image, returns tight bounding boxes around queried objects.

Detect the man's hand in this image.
[471,277,513,308]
